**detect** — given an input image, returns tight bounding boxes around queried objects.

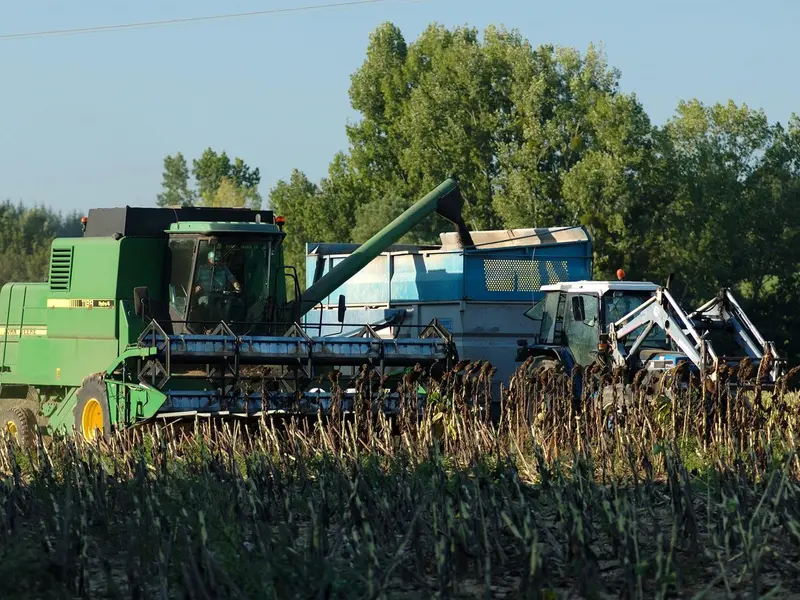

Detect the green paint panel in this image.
[0,236,165,392]
[0,284,48,371]
[47,238,121,340]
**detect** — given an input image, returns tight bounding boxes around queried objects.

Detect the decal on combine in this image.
[0,326,47,336]
[46,299,116,309]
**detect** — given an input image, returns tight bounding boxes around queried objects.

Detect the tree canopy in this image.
[268,22,800,360]
[157,148,262,209]
[0,202,82,285]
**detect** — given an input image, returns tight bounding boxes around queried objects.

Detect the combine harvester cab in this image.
[303,226,593,409]
[517,279,786,404]
[0,179,469,445]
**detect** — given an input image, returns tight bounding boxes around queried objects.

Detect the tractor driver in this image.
[195,250,241,297]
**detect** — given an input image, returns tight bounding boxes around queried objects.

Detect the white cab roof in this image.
[540,280,660,296]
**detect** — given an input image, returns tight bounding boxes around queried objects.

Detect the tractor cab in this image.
[164,220,290,336]
[518,281,680,371]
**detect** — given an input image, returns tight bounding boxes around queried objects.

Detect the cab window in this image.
[523,291,561,344]
[603,291,669,350]
[563,293,600,366]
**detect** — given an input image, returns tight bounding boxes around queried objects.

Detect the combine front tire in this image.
[1,406,37,450]
[74,375,111,442]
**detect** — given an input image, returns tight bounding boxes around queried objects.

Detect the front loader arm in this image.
[688,288,783,381]
[609,288,716,374]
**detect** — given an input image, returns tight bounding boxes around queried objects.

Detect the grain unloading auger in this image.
[0,179,471,446]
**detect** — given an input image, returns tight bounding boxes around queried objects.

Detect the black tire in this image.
[0,405,37,450]
[521,356,561,422]
[527,355,560,377]
[73,373,112,442]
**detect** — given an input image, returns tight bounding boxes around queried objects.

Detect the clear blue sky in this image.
[1,0,797,216]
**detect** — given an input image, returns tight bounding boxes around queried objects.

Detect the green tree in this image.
[351,191,414,244]
[0,202,82,287]
[559,91,670,279]
[316,153,371,244]
[203,176,249,208]
[267,20,800,363]
[267,156,378,289]
[741,118,800,360]
[156,152,195,207]
[659,100,777,297]
[157,148,262,209]
[193,149,262,208]
[661,103,800,358]
[193,148,233,200]
[320,23,660,245]
[267,169,322,288]
[271,21,670,276]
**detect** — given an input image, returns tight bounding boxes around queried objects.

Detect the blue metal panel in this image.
[303,307,404,337]
[304,234,592,307]
[306,251,468,305]
[307,254,391,306]
[464,245,592,302]
[158,389,428,416]
[390,253,464,302]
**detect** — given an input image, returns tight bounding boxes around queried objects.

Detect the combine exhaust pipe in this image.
[299,178,472,317]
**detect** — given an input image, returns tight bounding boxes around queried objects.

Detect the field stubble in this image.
[2,360,800,599]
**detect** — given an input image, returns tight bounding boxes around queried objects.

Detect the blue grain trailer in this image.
[302,226,593,398]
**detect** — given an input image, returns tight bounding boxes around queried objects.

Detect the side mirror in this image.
[337,294,346,323]
[134,286,150,318]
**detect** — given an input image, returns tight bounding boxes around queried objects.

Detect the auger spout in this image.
[298,178,472,317]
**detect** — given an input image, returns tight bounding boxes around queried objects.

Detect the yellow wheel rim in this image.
[81,398,103,441]
[6,420,17,439]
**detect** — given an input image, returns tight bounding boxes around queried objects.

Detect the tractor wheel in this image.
[0,405,37,450]
[74,374,112,442]
[526,356,560,378]
[522,356,561,420]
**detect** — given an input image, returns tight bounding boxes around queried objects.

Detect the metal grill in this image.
[49,247,74,291]
[483,259,569,292]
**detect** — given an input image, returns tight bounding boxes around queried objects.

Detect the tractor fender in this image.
[517,343,563,364]
[518,347,572,383]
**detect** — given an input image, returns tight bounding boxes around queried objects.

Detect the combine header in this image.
[0,179,469,446]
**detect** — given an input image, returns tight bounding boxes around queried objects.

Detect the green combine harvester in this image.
[0,179,470,447]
